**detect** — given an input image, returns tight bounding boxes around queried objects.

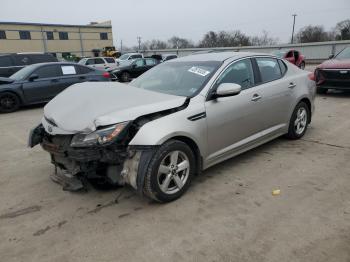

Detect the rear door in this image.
[254,57,294,129]
[131,59,147,77]
[22,64,63,103]
[57,64,82,90]
[0,55,15,77]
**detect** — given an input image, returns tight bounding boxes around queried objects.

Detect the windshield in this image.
[130,61,221,97]
[272,50,287,58]
[335,47,350,59]
[119,54,129,60]
[10,65,36,81]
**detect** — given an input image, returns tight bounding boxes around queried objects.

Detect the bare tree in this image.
[334,19,350,40]
[198,30,251,47]
[168,36,194,48]
[250,30,279,46]
[295,25,332,43]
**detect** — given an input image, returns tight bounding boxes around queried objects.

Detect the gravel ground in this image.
[0,90,349,262]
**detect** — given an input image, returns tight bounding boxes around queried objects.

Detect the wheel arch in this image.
[0,90,23,105]
[165,135,203,175]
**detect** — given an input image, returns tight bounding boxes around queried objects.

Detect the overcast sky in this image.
[1,0,349,47]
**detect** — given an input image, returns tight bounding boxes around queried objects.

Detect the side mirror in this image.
[28,74,39,81]
[214,83,241,98]
[329,54,334,59]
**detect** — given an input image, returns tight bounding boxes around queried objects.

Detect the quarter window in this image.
[216,59,255,90]
[76,65,93,74]
[256,57,282,83]
[33,65,61,79]
[0,30,6,39]
[59,32,69,40]
[19,31,31,40]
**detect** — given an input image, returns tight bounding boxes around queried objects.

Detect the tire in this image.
[285,102,310,140]
[143,140,196,203]
[120,72,130,82]
[0,92,20,113]
[299,61,305,70]
[316,86,328,94]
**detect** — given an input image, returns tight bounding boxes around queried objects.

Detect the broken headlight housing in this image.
[70,122,129,147]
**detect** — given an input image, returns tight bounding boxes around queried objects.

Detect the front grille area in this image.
[319,69,350,81]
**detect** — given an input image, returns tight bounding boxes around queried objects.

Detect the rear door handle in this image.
[51,79,59,83]
[79,76,86,80]
[251,94,262,102]
[288,82,296,88]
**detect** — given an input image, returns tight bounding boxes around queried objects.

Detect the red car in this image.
[273,49,306,69]
[315,47,350,94]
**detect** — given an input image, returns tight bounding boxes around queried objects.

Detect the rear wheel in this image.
[0,92,20,113]
[120,72,131,82]
[143,140,196,203]
[286,102,310,139]
[316,86,328,94]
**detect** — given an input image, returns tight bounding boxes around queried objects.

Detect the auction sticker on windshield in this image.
[188,67,210,77]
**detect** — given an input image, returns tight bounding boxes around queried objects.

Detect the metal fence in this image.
[142,40,350,63]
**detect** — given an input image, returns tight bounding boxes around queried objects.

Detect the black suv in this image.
[0,53,58,77]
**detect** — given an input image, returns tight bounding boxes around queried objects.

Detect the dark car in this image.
[315,47,350,94]
[272,49,306,69]
[0,53,58,77]
[0,62,110,113]
[109,58,157,82]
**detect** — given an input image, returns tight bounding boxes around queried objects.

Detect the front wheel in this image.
[0,92,20,113]
[120,72,131,82]
[143,140,196,203]
[285,102,310,140]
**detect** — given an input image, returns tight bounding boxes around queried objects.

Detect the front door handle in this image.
[251,94,262,102]
[288,82,296,88]
[51,79,59,83]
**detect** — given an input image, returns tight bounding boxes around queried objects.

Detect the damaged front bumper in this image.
[28,124,156,194]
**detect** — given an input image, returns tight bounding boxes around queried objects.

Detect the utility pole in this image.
[291,14,297,44]
[120,39,123,53]
[137,36,142,52]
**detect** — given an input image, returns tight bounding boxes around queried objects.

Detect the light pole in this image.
[137,36,142,52]
[291,14,297,44]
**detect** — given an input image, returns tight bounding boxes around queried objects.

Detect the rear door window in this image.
[13,55,32,66]
[134,59,145,67]
[104,57,115,63]
[94,58,105,64]
[145,58,156,66]
[85,59,95,65]
[278,59,288,76]
[0,56,13,67]
[33,65,62,79]
[75,65,93,74]
[256,57,282,83]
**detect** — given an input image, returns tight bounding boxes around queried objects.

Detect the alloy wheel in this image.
[157,150,190,195]
[294,107,307,135]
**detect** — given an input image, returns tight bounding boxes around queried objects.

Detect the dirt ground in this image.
[0,90,350,262]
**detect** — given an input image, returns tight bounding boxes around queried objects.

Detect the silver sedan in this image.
[29,52,316,202]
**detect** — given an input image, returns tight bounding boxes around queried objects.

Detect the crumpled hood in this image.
[43,82,186,133]
[317,59,350,69]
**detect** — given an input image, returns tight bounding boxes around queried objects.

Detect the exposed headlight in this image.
[70,122,129,147]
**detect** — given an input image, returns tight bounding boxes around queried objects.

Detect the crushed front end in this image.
[28,122,155,193]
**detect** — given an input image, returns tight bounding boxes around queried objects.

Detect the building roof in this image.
[0,21,112,28]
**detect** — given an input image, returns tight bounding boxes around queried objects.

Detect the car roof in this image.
[27,62,79,69]
[172,51,271,62]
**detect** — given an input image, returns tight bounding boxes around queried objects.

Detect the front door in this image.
[205,58,266,162]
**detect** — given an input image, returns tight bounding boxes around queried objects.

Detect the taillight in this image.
[103,72,110,78]
[308,72,315,81]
